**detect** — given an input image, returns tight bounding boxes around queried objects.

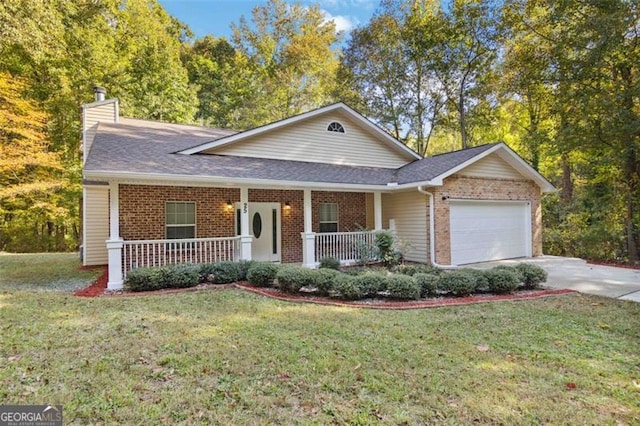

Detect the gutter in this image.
[417,186,456,269]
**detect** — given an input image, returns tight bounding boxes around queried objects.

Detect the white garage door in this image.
[450,201,531,265]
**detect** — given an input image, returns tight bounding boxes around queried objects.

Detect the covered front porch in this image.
[105,184,387,289]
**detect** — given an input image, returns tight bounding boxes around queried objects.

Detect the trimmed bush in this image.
[395,264,443,276]
[125,264,199,292]
[315,268,340,296]
[247,262,279,287]
[458,268,490,291]
[413,273,440,297]
[275,265,319,293]
[199,261,242,284]
[438,270,477,297]
[494,265,524,283]
[333,274,366,300]
[319,256,341,270]
[485,268,520,294]
[237,260,256,281]
[386,274,421,300]
[352,272,388,296]
[516,263,548,289]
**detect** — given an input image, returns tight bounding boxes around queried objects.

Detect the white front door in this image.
[237,202,281,262]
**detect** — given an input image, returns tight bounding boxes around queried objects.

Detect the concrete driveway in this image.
[466,255,640,302]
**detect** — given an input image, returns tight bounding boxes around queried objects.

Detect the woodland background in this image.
[0,0,638,263]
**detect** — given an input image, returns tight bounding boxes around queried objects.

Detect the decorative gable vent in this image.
[327,121,345,133]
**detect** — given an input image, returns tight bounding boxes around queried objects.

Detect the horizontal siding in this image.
[210,111,410,168]
[382,191,428,263]
[457,153,525,180]
[84,186,109,265]
[83,101,117,163]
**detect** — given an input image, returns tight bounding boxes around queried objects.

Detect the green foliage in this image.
[246,262,279,287]
[458,268,490,291]
[275,265,314,293]
[485,269,520,294]
[375,230,401,266]
[492,265,524,283]
[438,270,477,297]
[394,264,443,276]
[386,274,421,300]
[332,274,365,300]
[516,263,548,289]
[319,256,341,270]
[352,272,388,296]
[125,264,199,292]
[199,261,242,284]
[237,260,255,281]
[413,273,440,298]
[315,268,340,296]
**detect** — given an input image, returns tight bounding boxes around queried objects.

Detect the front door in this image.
[237,202,281,262]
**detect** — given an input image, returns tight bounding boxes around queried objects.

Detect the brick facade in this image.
[119,185,368,264]
[429,176,542,265]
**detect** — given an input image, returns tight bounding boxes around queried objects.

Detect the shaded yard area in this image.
[1,286,639,424]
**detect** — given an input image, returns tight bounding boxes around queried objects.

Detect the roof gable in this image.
[178,103,421,168]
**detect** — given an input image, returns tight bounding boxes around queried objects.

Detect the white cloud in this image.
[321,9,357,33]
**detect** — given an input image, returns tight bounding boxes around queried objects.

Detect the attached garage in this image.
[449,200,531,265]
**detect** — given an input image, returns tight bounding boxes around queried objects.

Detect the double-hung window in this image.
[319,203,338,233]
[166,201,196,239]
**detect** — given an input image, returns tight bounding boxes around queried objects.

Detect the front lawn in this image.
[1,288,638,424]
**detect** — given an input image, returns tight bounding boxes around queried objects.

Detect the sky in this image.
[158,0,379,41]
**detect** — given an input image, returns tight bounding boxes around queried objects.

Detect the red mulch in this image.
[73,271,574,309]
[586,260,640,270]
[73,266,108,297]
[235,283,575,310]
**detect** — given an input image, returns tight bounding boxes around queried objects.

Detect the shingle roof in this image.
[84,117,500,187]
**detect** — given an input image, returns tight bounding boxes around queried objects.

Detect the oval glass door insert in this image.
[252,212,262,238]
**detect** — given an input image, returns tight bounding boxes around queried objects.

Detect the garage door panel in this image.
[450,201,529,265]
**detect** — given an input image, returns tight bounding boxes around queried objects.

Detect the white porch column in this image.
[301,189,316,268]
[106,182,123,290]
[239,187,252,260]
[373,191,383,231]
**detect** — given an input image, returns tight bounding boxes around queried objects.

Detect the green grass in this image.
[0,252,101,292]
[1,287,639,424]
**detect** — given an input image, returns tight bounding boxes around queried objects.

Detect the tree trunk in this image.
[560,152,573,204]
[459,89,468,149]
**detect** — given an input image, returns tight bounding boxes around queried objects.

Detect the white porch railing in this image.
[315,230,378,264]
[122,236,240,278]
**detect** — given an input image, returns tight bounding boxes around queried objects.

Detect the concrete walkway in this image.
[466,255,640,302]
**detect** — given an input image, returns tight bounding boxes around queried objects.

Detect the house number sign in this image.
[243,203,248,213]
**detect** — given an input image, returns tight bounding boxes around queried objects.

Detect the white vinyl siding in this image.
[83,185,109,265]
[82,100,118,163]
[319,203,338,233]
[382,191,428,263]
[449,201,530,265]
[457,153,525,180]
[208,112,410,168]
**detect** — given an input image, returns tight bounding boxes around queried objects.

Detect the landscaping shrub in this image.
[386,274,421,300]
[458,268,489,291]
[247,262,279,287]
[315,268,340,296]
[125,264,199,292]
[395,264,443,276]
[413,273,440,297]
[319,256,341,270]
[352,272,388,296]
[333,274,366,300]
[494,265,524,283]
[438,270,477,297]
[343,265,388,276]
[485,268,520,294]
[199,261,242,284]
[375,230,401,266]
[274,265,318,293]
[516,263,548,289]
[237,260,256,281]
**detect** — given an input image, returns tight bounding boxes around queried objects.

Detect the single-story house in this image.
[81,88,555,290]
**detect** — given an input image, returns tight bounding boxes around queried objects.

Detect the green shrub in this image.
[237,260,256,281]
[274,265,319,293]
[125,267,163,292]
[458,268,490,291]
[247,262,279,287]
[413,273,440,297]
[319,256,341,270]
[199,261,242,284]
[166,264,200,288]
[125,264,199,292]
[352,272,388,296]
[315,268,340,296]
[386,274,421,300]
[485,268,520,294]
[375,230,400,266]
[494,265,524,283]
[395,264,443,276]
[438,270,477,297]
[343,265,388,276]
[516,263,548,289]
[333,274,366,300]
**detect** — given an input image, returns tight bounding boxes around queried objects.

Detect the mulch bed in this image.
[73,269,574,308]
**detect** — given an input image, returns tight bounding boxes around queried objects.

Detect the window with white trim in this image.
[319,203,338,233]
[327,121,345,133]
[166,201,196,239]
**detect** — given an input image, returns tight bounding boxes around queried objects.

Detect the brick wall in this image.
[119,185,239,240]
[430,176,542,265]
[312,191,367,232]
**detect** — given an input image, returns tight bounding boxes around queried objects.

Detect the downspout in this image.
[417,186,455,268]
